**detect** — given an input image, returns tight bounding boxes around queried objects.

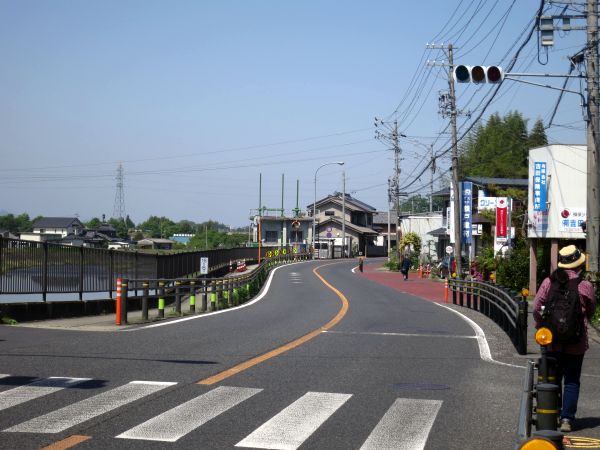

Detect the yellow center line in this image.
[40,435,91,450]
[198,262,349,385]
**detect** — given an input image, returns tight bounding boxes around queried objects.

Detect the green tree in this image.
[86,217,101,229]
[138,216,177,238]
[187,228,246,250]
[0,213,33,233]
[527,119,548,149]
[108,218,128,238]
[458,111,547,179]
[176,220,197,235]
[125,215,135,229]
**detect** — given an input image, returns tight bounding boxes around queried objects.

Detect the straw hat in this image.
[558,245,586,269]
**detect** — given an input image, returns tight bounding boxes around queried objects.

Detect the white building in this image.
[527,144,587,294]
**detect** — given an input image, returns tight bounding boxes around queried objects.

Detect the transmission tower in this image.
[112,163,126,220]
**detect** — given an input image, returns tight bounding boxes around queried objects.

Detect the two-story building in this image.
[20,217,85,243]
[307,192,379,257]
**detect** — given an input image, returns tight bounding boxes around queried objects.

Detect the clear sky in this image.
[0,1,588,227]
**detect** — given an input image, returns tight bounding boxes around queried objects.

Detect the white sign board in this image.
[477,196,497,210]
[527,145,587,239]
[200,257,209,275]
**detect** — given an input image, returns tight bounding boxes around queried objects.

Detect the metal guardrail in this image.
[449,279,528,355]
[117,252,310,324]
[0,236,304,300]
[516,360,535,447]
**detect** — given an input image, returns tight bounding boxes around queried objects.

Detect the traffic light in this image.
[453,65,504,84]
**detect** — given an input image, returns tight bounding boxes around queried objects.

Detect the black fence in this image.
[0,237,303,300]
[118,252,310,324]
[449,278,528,355]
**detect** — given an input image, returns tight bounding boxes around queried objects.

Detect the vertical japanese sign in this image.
[461,181,473,244]
[533,162,547,211]
[200,257,209,275]
[496,197,508,238]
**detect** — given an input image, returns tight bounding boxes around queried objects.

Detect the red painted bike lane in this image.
[360,260,447,304]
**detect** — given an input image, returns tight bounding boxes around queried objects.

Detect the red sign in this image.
[496,197,508,238]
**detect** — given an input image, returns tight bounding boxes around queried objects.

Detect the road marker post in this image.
[175,281,182,315]
[115,278,122,326]
[201,279,208,312]
[121,279,128,325]
[444,278,449,304]
[142,282,149,321]
[158,281,165,318]
[189,281,196,313]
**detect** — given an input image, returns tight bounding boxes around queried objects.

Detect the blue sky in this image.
[0,1,588,227]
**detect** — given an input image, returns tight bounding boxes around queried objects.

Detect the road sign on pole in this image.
[200,257,209,275]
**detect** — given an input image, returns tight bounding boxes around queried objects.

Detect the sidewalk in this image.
[9,264,262,332]
[359,259,600,361]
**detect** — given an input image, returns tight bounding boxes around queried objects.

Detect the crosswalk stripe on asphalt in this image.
[4,381,176,434]
[360,398,442,450]
[0,377,90,412]
[236,391,352,450]
[0,377,445,448]
[117,386,262,442]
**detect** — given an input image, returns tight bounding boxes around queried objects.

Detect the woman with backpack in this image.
[532,245,597,432]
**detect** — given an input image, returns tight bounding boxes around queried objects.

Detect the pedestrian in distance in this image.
[532,245,597,433]
[358,256,364,273]
[401,254,411,280]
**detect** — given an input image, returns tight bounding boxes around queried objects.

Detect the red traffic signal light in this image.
[453,65,504,84]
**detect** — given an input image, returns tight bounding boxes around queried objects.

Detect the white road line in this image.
[434,303,525,369]
[236,391,351,450]
[136,262,304,330]
[4,381,176,433]
[360,398,442,450]
[322,330,477,339]
[0,377,90,412]
[117,386,262,442]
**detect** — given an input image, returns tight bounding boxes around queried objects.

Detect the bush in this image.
[384,257,401,271]
[496,238,530,291]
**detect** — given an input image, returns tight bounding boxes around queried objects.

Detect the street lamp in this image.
[313,161,344,259]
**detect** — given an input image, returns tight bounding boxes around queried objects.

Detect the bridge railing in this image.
[118,252,310,324]
[0,236,305,301]
[448,278,528,355]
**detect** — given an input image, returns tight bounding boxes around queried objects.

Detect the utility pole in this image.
[375,118,406,261]
[387,177,392,259]
[430,143,435,213]
[428,43,463,276]
[392,121,402,262]
[448,44,462,277]
[586,0,600,274]
[342,171,346,258]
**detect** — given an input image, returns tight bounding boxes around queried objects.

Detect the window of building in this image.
[290,230,303,242]
[265,231,279,242]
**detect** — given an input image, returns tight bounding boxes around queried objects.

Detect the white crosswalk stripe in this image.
[4,381,176,434]
[0,377,444,448]
[117,386,262,442]
[360,398,442,450]
[0,377,90,412]
[236,391,352,450]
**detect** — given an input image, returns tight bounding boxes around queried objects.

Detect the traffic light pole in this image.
[448,44,463,277]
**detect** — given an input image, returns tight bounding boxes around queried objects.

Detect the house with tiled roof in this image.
[307,192,379,257]
[20,217,85,243]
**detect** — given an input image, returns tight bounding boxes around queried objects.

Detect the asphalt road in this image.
[0,260,537,449]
